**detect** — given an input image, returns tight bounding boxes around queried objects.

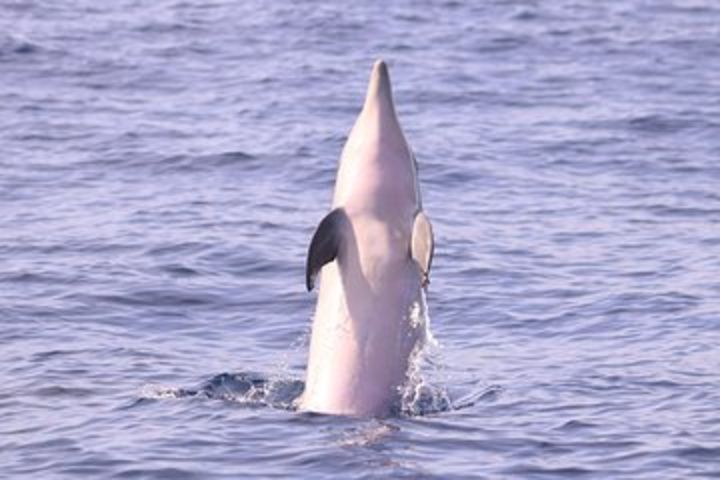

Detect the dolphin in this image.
[300,60,434,417]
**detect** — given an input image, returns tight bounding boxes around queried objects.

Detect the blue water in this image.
[2,0,720,478]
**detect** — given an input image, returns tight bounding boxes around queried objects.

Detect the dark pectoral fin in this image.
[305,208,347,292]
[411,210,434,288]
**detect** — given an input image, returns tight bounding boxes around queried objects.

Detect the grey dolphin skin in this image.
[301,60,434,417]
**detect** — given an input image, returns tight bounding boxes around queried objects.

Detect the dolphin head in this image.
[332,60,420,215]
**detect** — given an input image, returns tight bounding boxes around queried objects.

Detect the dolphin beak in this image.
[362,59,396,114]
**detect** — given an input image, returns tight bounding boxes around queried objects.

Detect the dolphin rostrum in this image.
[300,60,434,417]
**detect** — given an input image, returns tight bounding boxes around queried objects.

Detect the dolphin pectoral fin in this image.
[411,211,434,288]
[305,208,346,292]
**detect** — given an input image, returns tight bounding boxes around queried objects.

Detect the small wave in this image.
[84,289,221,308]
[157,263,201,277]
[138,384,190,400]
[556,419,598,431]
[150,151,259,174]
[451,384,504,410]
[504,465,596,477]
[645,204,720,219]
[134,20,202,34]
[137,372,304,411]
[626,114,692,134]
[0,33,41,56]
[338,422,400,447]
[512,9,539,21]
[33,385,96,398]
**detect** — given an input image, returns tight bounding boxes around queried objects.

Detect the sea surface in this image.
[2,0,720,478]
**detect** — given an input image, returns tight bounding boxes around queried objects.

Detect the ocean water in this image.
[2,0,720,478]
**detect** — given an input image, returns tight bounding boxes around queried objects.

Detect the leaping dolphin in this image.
[300,60,434,417]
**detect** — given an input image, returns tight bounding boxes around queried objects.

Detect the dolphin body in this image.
[301,60,434,417]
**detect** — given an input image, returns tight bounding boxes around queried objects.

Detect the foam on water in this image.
[136,369,459,417]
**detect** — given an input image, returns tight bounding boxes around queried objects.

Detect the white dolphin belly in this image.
[300,60,434,418]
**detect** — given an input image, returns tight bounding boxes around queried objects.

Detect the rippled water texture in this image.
[2,0,720,478]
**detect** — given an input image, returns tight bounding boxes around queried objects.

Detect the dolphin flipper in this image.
[411,210,434,288]
[306,208,347,291]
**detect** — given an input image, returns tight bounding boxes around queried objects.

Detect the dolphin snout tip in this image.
[366,59,393,105]
[371,59,390,81]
